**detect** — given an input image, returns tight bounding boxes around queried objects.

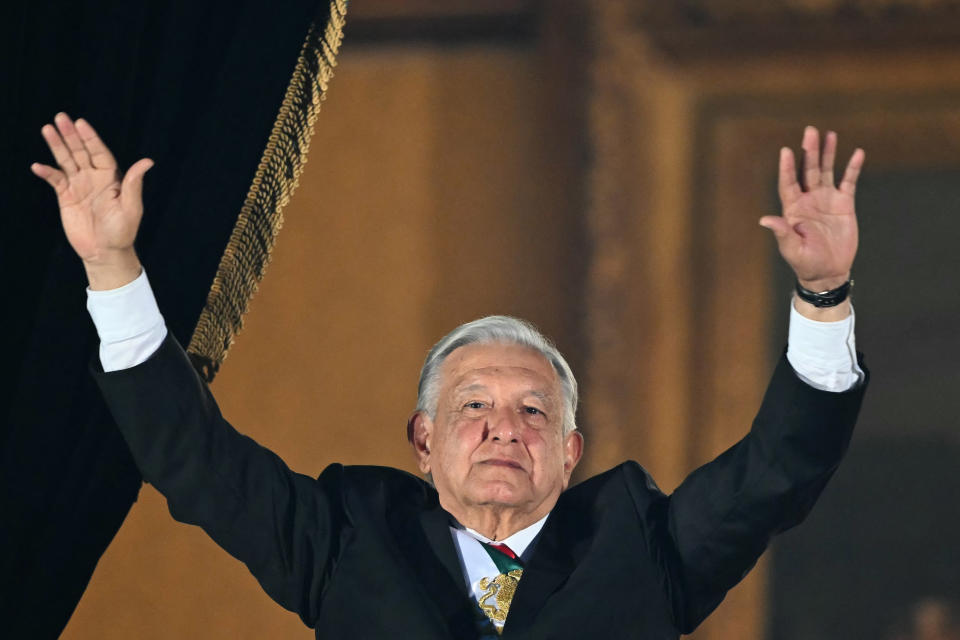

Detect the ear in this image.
[408,411,433,475]
[561,430,584,487]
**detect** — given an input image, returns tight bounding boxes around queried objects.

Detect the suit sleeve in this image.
[654,352,868,632]
[92,333,344,627]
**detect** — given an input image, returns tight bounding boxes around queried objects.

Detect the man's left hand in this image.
[760,126,865,297]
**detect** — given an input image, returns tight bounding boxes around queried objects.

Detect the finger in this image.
[41,123,79,176]
[120,158,155,213]
[839,148,866,197]
[802,125,821,190]
[821,130,837,188]
[55,112,93,170]
[759,215,793,240]
[75,118,117,170]
[30,162,69,195]
[778,147,802,205]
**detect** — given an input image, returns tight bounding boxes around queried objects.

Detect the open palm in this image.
[760,127,865,291]
[31,113,152,265]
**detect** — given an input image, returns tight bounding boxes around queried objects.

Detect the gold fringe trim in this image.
[186,0,347,382]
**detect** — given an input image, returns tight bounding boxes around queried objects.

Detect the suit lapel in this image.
[418,505,467,588]
[501,506,581,636]
[389,493,479,639]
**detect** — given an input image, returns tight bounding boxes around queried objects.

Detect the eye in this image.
[523,406,544,416]
[464,401,486,410]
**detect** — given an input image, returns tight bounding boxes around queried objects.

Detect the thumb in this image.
[120,158,154,212]
[758,215,792,240]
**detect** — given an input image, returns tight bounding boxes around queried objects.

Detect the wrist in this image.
[793,294,851,322]
[796,273,851,292]
[792,273,853,321]
[83,249,142,291]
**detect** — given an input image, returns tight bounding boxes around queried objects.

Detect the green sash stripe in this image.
[480,542,523,574]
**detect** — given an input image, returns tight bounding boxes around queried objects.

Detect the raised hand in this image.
[760,126,865,295]
[31,113,153,289]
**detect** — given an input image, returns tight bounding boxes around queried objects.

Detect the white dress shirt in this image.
[86,269,167,372]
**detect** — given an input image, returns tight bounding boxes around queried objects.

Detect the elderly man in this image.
[33,113,866,638]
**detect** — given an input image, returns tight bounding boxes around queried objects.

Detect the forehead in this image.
[439,342,559,393]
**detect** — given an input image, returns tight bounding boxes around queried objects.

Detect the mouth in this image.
[480,458,525,471]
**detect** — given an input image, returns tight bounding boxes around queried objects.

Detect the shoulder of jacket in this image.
[562,461,665,503]
[318,463,436,503]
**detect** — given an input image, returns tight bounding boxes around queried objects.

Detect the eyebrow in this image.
[457,383,489,395]
[454,384,556,406]
[526,390,554,405]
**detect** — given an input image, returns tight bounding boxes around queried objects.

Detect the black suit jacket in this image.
[94,335,867,638]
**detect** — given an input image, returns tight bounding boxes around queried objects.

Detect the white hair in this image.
[415,316,578,434]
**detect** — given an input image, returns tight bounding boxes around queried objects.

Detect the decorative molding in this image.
[582,0,651,471]
[583,3,768,634]
[629,0,960,57]
[634,0,960,23]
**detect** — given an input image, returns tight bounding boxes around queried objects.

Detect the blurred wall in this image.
[62,1,960,638]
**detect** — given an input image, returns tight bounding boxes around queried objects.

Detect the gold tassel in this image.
[187,0,348,382]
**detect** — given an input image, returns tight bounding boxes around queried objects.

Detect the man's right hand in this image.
[31,113,153,290]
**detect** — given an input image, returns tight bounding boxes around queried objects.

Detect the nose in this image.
[487,408,521,443]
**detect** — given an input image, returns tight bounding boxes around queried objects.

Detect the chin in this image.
[469,482,530,507]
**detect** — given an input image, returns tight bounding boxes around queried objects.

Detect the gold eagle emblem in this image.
[478,569,524,629]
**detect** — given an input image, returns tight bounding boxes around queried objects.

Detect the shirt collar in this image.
[458,513,549,558]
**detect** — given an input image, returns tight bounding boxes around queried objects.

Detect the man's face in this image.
[412,343,582,521]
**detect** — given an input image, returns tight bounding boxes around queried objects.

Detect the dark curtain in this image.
[0,1,345,636]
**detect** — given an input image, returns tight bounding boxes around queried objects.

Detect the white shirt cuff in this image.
[86,269,168,372]
[786,300,864,393]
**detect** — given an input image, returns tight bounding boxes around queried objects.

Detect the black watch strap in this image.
[795,279,853,308]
